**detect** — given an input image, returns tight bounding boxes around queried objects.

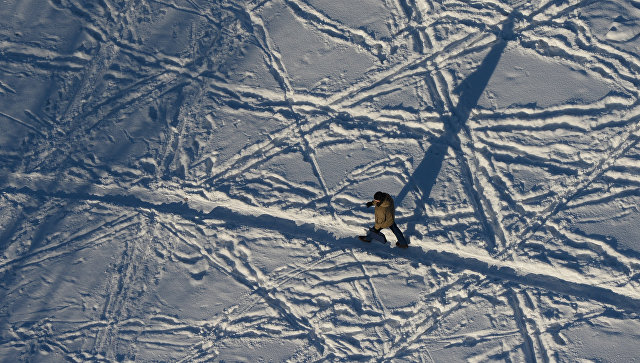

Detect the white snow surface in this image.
[2,0,640,362]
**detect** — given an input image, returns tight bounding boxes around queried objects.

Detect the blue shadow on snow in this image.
[395,13,519,249]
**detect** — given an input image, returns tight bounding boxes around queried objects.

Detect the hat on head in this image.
[373,191,384,201]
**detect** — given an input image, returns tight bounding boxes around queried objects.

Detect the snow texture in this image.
[1,0,640,362]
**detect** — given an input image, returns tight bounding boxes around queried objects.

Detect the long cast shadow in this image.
[396,14,518,249]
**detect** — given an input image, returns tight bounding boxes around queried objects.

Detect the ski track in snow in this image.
[2,0,640,361]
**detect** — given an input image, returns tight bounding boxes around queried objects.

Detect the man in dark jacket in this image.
[360,191,408,248]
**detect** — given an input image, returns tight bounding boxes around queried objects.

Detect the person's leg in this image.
[390,223,408,245]
[368,227,387,243]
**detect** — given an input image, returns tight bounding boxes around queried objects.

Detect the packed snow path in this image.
[1,0,640,361]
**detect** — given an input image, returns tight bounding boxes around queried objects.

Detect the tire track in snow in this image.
[0,318,78,360]
[396,18,518,253]
[0,211,138,274]
[92,230,139,357]
[200,109,304,185]
[514,289,554,363]
[0,208,139,360]
[544,221,640,280]
[198,6,501,200]
[22,0,157,173]
[158,220,387,361]
[502,112,640,259]
[156,9,253,180]
[27,0,229,173]
[382,0,410,35]
[199,82,435,190]
[1,195,636,360]
[92,215,157,360]
[523,0,597,22]
[147,0,224,27]
[516,24,640,96]
[83,72,189,131]
[488,3,640,255]
[283,0,389,60]
[162,224,345,362]
[178,243,406,361]
[2,0,122,170]
[227,3,335,211]
[506,288,541,363]
[327,0,514,108]
[47,0,135,129]
[5,173,640,314]
[328,31,493,108]
[348,250,393,356]
[0,39,91,73]
[0,111,46,137]
[434,1,640,258]
[382,275,489,360]
[10,0,640,361]
[393,0,430,54]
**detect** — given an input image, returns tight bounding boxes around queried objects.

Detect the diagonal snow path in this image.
[2,172,640,313]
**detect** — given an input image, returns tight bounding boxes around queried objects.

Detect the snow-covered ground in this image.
[2,0,640,361]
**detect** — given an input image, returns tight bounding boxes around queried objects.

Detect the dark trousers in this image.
[374,223,408,245]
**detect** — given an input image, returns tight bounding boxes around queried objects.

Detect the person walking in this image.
[359,191,409,248]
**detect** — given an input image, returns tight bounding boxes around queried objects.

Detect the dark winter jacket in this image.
[374,193,395,229]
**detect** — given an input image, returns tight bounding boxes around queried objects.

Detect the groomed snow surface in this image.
[2,0,640,362]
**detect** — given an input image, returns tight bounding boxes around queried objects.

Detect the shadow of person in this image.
[395,12,519,249]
